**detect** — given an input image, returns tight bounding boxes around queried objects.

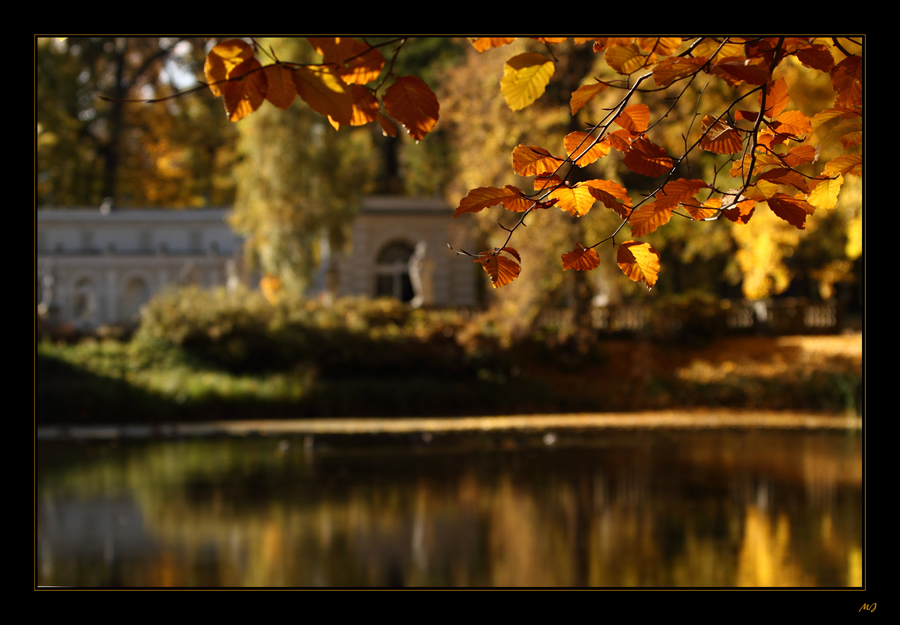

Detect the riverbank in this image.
[36,331,863,426]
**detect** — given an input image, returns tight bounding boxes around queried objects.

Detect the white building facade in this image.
[36,197,480,330]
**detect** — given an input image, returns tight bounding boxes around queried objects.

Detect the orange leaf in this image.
[617,240,660,290]
[204,39,254,97]
[570,80,608,115]
[759,78,789,119]
[548,185,597,217]
[383,75,440,141]
[348,84,380,126]
[623,137,674,177]
[293,65,354,127]
[500,53,555,111]
[453,186,530,217]
[564,131,610,167]
[471,37,516,53]
[263,64,297,109]
[222,58,267,122]
[824,154,862,178]
[475,248,521,288]
[652,55,707,88]
[766,193,815,229]
[723,199,756,224]
[628,200,671,237]
[782,144,818,168]
[614,104,650,133]
[512,145,564,177]
[636,37,682,56]
[683,197,721,221]
[606,43,656,74]
[700,115,743,154]
[562,244,601,271]
[582,179,632,218]
[771,110,811,139]
[308,37,385,85]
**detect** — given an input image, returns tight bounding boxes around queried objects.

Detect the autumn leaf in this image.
[623,137,674,177]
[712,56,772,85]
[500,53,555,111]
[453,185,531,217]
[293,65,354,127]
[512,145,564,176]
[471,37,516,52]
[652,56,707,88]
[831,55,862,108]
[222,58,267,122]
[770,110,812,140]
[259,274,282,305]
[807,174,844,209]
[766,193,816,229]
[548,184,597,217]
[475,247,521,288]
[204,39,254,97]
[637,37,682,56]
[628,201,670,237]
[582,179,632,218]
[614,104,650,133]
[383,75,440,141]
[348,84,380,126]
[570,80,609,115]
[722,198,756,224]
[263,64,297,109]
[759,78,789,119]
[375,112,398,137]
[617,240,660,289]
[606,43,656,74]
[564,131,610,167]
[824,154,862,177]
[562,244,601,271]
[795,44,834,72]
[683,197,721,221]
[308,37,384,85]
[700,115,743,154]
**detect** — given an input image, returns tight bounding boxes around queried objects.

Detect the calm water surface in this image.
[36,428,862,587]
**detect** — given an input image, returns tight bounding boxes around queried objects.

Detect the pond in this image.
[36,426,862,588]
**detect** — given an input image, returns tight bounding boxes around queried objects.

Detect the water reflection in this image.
[36,429,862,587]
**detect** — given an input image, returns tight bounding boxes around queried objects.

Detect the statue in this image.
[408,241,434,308]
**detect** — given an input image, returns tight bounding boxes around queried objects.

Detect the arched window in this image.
[122,276,150,323]
[72,277,95,328]
[375,241,415,302]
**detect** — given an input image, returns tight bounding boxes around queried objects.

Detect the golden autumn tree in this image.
[120,36,863,299]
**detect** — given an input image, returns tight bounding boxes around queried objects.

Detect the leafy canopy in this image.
[155,36,863,293]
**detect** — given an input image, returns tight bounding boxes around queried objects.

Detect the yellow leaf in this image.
[383,75,440,141]
[617,241,660,289]
[808,174,844,209]
[606,43,656,74]
[548,185,596,217]
[500,53,555,111]
[307,37,385,85]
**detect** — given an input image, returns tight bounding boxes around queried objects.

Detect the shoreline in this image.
[36,409,862,441]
